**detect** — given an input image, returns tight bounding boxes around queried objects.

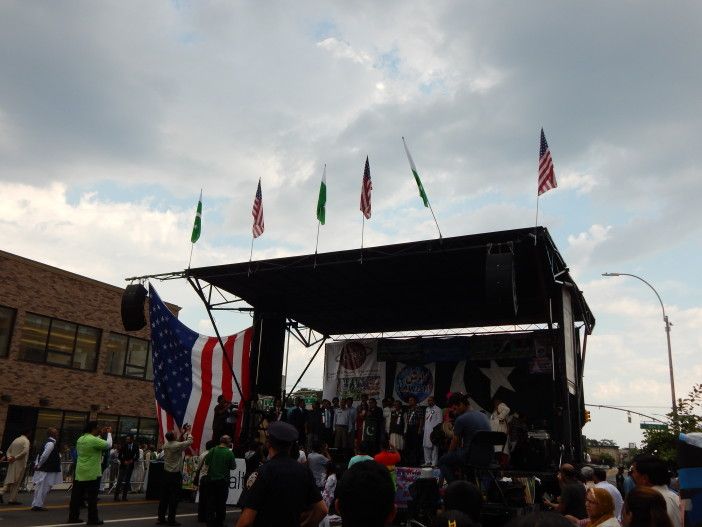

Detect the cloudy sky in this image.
[2,1,701,447]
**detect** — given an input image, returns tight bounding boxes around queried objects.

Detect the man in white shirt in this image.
[422,397,442,466]
[631,454,681,527]
[593,467,624,521]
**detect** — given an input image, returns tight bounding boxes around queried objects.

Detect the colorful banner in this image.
[323,334,557,424]
[395,466,442,507]
[322,340,386,401]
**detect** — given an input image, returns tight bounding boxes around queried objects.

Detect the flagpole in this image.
[428,202,443,240]
[401,136,442,240]
[360,216,365,263]
[314,221,321,268]
[534,194,540,246]
[248,235,255,276]
[188,188,203,268]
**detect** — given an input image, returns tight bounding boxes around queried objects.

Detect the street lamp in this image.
[602,272,677,415]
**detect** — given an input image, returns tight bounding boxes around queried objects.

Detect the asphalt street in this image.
[0,492,242,527]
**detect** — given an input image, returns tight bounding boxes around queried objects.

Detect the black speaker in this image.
[250,312,286,398]
[485,251,518,317]
[121,284,148,331]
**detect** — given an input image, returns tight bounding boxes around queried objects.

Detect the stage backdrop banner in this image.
[323,334,556,425]
[322,340,386,402]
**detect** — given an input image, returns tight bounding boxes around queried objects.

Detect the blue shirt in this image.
[453,410,491,448]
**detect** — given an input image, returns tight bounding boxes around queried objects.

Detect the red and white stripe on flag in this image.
[360,156,372,219]
[252,179,264,238]
[538,128,557,196]
[156,327,252,453]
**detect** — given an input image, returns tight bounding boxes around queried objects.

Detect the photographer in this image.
[157,423,193,526]
[212,395,237,443]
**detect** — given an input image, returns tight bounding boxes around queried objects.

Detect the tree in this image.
[640,383,702,462]
[593,452,616,467]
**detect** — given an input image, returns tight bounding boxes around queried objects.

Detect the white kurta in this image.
[490,402,510,434]
[31,439,63,508]
[3,434,30,485]
[422,405,443,448]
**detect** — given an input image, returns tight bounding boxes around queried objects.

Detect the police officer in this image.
[235,422,327,527]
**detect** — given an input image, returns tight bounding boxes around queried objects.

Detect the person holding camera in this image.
[212,396,237,443]
[157,423,193,526]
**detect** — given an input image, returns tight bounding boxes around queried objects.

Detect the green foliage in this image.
[586,438,619,448]
[640,383,702,463]
[593,452,616,467]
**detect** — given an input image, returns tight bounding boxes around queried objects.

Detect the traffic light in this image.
[584,410,591,424]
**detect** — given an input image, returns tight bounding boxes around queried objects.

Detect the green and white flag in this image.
[316,165,327,225]
[191,190,202,243]
[402,137,429,208]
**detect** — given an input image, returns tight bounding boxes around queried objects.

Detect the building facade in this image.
[0,249,178,454]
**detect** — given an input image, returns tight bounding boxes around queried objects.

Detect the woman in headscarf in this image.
[585,487,621,527]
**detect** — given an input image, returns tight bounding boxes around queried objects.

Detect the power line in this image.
[585,404,667,424]
[587,403,671,409]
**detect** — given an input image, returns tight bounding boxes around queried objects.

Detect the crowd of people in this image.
[538,456,682,527]
[0,391,688,527]
[260,392,515,471]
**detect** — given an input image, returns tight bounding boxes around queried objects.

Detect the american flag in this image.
[360,156,372,219]
[538,128,557,196]
[149,284,252,452]
[252,179,264,238]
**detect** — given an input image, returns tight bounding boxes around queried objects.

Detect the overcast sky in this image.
[1,1,701,448]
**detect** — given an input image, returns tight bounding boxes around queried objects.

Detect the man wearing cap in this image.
[236,421,327,527]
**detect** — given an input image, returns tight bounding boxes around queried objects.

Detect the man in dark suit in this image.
[287,398,308,447]
[114,434,139,501]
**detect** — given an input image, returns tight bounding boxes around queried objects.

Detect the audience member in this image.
[593,467,623,520]
[442,480,483,524]
[543,464,587,519]
[157,425,193,526]
[622,486,673,527]
[335,460,396,527]
[630,455,681,527]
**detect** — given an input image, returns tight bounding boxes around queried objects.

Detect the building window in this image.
[18,313,100,371]
[0,305,16,358]
[98,415,159,447]
[105,333,151,380]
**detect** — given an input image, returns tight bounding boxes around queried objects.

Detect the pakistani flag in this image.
[316,165,327,225]
[402,137,430,208]
[191,190,202,243]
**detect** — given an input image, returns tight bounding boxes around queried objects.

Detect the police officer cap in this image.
[267,421,298,443]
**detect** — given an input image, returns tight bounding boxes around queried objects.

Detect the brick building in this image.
[0,249,178,453]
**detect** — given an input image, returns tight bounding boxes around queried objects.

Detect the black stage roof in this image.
[187,227,594,336]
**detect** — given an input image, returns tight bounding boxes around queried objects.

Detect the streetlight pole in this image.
[602,272,677,416]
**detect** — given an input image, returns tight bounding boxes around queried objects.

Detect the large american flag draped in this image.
[538,128,557,195]
[149,284,253,452]
[360,156,372,219]
[252,178,265,238]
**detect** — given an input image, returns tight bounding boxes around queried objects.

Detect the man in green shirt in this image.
[204,434,236,527]
[67,421,112,525]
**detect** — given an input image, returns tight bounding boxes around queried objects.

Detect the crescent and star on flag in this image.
[479,360,516,398]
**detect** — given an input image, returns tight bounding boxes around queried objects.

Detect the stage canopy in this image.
[186,227,594,336]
